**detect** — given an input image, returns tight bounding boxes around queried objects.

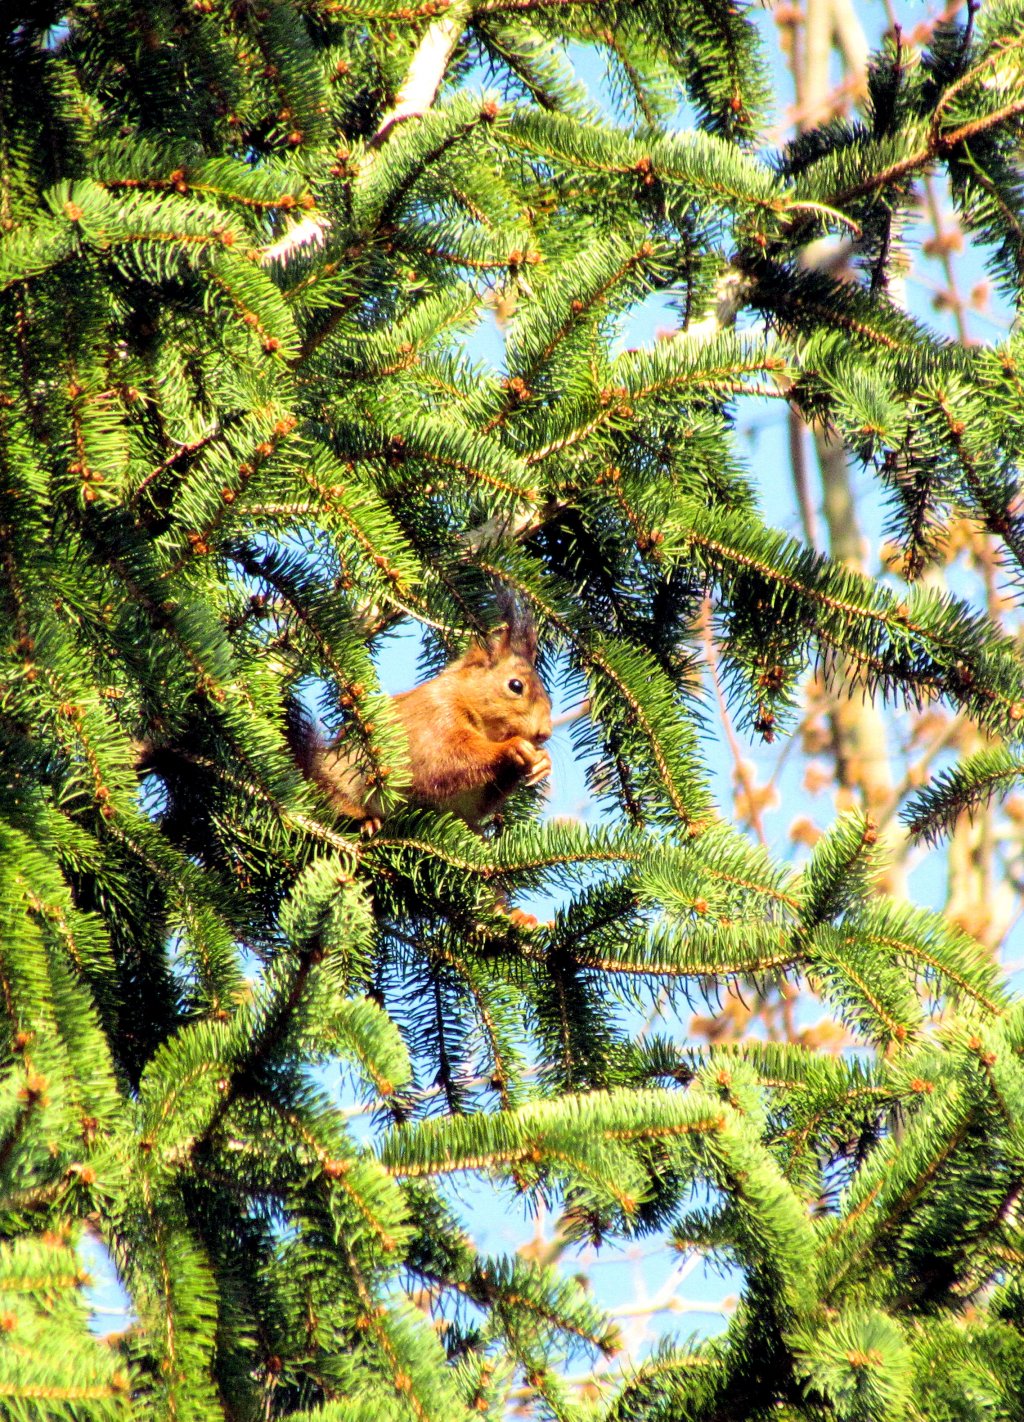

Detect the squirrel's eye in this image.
[508,678,524,695]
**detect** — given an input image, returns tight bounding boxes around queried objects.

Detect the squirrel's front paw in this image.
[522,745,552,787]
[500,737,552,794]
[505,737,551,786]
[506,735,538,770]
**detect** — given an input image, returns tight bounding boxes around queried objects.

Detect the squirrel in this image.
[291,594,553,836]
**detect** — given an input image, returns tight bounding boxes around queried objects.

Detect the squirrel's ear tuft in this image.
[494,584,539,664]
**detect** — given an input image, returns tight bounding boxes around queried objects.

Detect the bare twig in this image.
[699,598,768,846]
[788,411,818,549]
[371,3,472,147]
[259,214,331,267]
[922,174,970,344]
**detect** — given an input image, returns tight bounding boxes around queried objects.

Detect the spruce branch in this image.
[902,746,1024,844]
[830,87,1024,209]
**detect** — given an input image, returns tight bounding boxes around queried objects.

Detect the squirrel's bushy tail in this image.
[284,697,320,780]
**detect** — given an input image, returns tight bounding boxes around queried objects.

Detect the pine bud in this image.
[19,1074,47,1104]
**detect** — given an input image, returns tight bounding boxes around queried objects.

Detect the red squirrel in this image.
[298,597,553,834]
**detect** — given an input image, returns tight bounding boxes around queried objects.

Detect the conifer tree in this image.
[3,1,1024,1418]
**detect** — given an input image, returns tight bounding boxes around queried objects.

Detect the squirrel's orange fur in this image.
[307,612,552,834]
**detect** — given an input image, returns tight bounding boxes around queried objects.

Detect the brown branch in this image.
[833,94,1024,209]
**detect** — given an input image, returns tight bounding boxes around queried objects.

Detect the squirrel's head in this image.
[455,592,552,745]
